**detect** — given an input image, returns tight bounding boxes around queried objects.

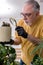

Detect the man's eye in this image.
[26,13,32,17]
[21,13,32,17]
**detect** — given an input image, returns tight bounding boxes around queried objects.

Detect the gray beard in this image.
[25,20,32,26]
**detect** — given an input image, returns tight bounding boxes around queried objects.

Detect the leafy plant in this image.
[0,44,19,65]
[30,41,43,65]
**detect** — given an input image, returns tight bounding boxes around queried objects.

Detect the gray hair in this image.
[25,0,40,12]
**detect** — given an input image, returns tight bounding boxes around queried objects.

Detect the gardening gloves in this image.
[15,26,28,38]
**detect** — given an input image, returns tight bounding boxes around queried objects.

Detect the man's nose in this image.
[23,16,27,20]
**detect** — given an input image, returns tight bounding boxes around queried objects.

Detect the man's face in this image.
[21,4,39,25]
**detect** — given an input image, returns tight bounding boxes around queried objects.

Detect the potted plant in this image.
[0,44,20,65]
[30,41,43,65]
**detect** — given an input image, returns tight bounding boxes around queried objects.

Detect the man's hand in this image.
[15,26,28,38]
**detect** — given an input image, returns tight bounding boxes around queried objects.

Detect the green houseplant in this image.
[30,41,43,65]
[0,44,20,65]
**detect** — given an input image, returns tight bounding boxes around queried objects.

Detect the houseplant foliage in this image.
[30,41,43,65]
[0,44,19,65]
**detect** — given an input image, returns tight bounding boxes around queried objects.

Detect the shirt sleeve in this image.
[40,26,43,39]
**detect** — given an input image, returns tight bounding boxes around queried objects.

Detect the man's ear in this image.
[36,11,39,16]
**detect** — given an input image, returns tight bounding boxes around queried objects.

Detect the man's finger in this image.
[15,26,23,30]
[15,28,20,31]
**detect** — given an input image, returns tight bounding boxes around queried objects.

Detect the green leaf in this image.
[6,60,10,65]
[30,41,43,55]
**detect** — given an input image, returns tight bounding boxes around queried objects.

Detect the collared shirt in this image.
[15,15,43,65]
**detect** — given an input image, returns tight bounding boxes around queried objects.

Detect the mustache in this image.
[24,20,32,25]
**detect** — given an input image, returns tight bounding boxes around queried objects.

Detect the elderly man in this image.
[14,0,43,65]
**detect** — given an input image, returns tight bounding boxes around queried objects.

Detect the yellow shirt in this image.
[15,15,43,65]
